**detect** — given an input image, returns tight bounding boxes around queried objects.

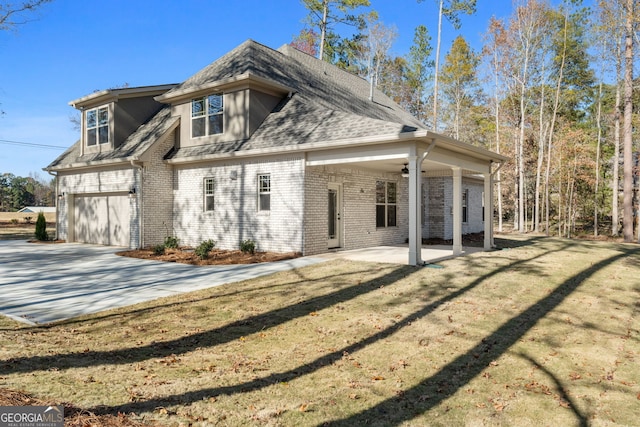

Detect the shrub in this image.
[10,218,18,225]
[34,212,48,241]
[164,236,179,249]
[153,244,166,255]
[24,216,32,224]
[194,239,216,260]
[240,239,256,254]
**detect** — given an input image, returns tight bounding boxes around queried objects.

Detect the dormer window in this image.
[86,106,109,146]
[192,94,223,138]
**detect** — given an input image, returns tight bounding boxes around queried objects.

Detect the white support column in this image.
[452,167,462,256]
[484,172,493,250]
[408,154,422,266]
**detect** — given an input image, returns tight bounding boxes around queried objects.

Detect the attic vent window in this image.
[86,106,109,146]
[192,94,223,138]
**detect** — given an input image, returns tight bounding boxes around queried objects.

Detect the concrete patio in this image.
[317,244,486,265]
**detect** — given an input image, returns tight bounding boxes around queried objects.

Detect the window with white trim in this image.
[376,181,397,227]
[204,178,215,211]
[258,174,271,211]
[192,94,223,138]
[86,106,109,146]
[462,189,468,223]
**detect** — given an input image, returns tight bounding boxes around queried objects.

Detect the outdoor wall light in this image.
[57,192,65,200]
[128,188,136,198]
[401,163,409,178]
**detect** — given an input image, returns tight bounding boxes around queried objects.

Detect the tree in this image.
[405,25,434,123]
[291,28,320,56]
[483,17,508,232]
[301,0,371,62]
[0,0,51,30]
[417,0,476,131]
[440,35,480,140]
[362,18,397,101]
[622,0,635,242]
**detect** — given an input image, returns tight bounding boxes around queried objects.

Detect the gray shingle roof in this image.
[48,40,427,169]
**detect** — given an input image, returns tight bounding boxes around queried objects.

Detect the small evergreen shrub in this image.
[35,212,48,241]
[10,218,18,225]
[153,244,166,255]
[164,236,179,249]
[194,239,216,260]
[24,216,32,224]
[240,239,256,254]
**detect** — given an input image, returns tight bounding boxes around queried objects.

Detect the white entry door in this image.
[328,183,343,249]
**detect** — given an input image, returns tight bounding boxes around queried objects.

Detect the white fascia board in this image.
[427,146,491,174]
[155,73,295,104]
[69,84,177,109]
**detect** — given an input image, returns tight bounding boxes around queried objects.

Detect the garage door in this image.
[74,195,130,246]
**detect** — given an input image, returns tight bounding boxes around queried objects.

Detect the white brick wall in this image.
[304,165,408,255]
[57,167,136,244]
[141,131,176,247]
[173,155,305,253]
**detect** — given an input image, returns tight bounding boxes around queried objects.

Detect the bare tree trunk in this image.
[535,65,547,233]
[545,8,568,236]
[318,0,329,61]
[623,0,634,242]
[612,48,622,236]
[433,0,444,131]
[518,66,527,233]
[595,80,603,237]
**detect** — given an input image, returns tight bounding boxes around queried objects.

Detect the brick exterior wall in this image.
[172,155,305,253]
[423,176,485,240]
[140,130,176,247]
[304,165,408,255]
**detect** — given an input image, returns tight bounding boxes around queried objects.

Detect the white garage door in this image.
[74,195,130,246]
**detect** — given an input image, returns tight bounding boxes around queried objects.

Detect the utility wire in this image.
[0,139,67,150]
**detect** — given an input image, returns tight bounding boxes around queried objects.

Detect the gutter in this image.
[130,160,144,249]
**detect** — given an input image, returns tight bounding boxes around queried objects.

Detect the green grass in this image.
[0,235,638,426]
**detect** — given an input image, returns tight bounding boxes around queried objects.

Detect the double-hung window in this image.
[376,181,397,228]
[192,94,223,138]
[204,178,215,211]
[258,174,271,211]
[86,106,109,146]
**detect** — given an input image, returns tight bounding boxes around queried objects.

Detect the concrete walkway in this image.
[0,241,327,325]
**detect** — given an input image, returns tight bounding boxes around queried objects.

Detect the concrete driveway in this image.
[0,241,326,325]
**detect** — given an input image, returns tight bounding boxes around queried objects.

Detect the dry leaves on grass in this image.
[116,247,300,266]
[0,388,154,427]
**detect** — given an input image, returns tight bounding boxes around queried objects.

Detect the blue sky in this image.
[0,0,533,178]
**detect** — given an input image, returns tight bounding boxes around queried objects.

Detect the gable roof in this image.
[47,40,428,171]
[46,106,179,170]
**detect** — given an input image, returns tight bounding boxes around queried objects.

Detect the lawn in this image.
[0,235,638,426]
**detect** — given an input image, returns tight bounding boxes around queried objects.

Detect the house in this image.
[18,206,56,214]
[45,40,506,266]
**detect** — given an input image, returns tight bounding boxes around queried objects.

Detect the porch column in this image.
[408,154,422,266]
[452,167,462,256]
[484,172,493,250]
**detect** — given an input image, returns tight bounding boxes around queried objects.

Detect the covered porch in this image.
[316,244,486,265]
[306,130,507,266]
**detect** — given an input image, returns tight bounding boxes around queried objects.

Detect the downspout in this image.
[131,160,144,248]
[46,170,58,241]
[489,160,505,248]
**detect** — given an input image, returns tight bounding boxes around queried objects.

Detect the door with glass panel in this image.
[328,183,343,249]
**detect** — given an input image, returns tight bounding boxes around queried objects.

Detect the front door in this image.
[328,183,342,249]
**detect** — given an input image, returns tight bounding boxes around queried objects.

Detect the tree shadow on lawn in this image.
[85,238,583,416]
[0,263,417,374]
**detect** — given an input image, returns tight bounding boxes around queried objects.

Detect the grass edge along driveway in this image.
[1,235,638,426]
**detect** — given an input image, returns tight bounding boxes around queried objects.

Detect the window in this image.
[258,174,270,211]
[462,189,468,223]
[204,178,215,211]
[86,106,109,146]
[376,181,397,228]
[192,94,223,138]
